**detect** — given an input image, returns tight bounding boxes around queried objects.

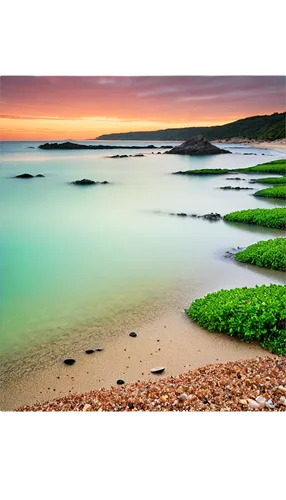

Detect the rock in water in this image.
[165,135,230,155]
[71,179,96,185]
[14,173,34,179]
[64,359,76,365]
[151,367,165,374]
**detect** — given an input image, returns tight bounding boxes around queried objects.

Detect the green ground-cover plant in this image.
[173,159,286,176]
[235,238,286,271]
[224,208,286,229]
[253,185,286,199]
[173,168,229,175]
[250,176,286,185]
[187,284,286,355]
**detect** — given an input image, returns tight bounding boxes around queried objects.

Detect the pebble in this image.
[178,393,188,402]
[64,359,75,365]
[95,348,104,352]
[129,332,137,338]
[278,386,286,393]
[17,357,286,412]
[85,350,94,354]
[151,367,165,374]
[117,380,125,385]
[280,396,286,406]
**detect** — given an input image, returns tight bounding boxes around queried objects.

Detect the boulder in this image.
[14,173,34,179]
[165,135,230,155]
[71,179,109,186]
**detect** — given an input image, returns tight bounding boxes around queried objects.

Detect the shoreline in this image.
[213,138,286,154]
[2,306,276,411]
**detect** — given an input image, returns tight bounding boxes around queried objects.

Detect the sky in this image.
[0,76,285,140]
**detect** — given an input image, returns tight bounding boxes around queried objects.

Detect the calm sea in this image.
[0,140,285,376]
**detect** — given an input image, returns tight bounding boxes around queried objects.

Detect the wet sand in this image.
[2,306,273,411]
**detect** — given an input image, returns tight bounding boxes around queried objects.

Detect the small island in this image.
[38,141,173,150]
[164,135,231,155]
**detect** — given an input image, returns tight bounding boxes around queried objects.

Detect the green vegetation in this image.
[173,159,286,176]
[96,112,286,142]
[173,168,229,175]
[254,185,286,200]
[251,177,286,185]
[235,238,286,271]
[238,159,286,176]
[187,284,286,355]
[224,208,286,229]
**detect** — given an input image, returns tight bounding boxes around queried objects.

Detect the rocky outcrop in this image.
[165,135,231,155]
[39,142,173,150]
[14,173,45,179]
[169,212,222,221]
[71,179,109,186]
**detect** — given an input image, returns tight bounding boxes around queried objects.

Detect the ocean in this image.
[0,140,285,384]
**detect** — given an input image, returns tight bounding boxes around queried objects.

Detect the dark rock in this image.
[64,359,76,365]
[165,135,230,156]
[35,174,45,177]
[129,332,137,338]
[225,177,245,180]
[14,173,34,179]
[219,186,253,190]
[151,367,165,374]
[27,146,35,149]
[177,213,188,217]
[117,379,125,385]
[132,154,144,157]
[108,154,128,158]
[202,213,222,221]
[95,348,104,352]
[85,349,95,354]
[71,179,96,185]
[156,152,161,154]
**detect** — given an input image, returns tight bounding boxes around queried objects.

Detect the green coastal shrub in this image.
[224,208,286,229]
[187,284,286,355]
[238,159,286,175]
[173,168,229,175]
[235,238,286,271]
[251,177,286,185]
[173,160,286,176]
[254,185,286,199]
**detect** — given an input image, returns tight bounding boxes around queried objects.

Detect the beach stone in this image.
[179,393,188,401]
[247,399,260,409]
[95,348,104,352]
[64,359,76,365]
[85,349,95,354]
[151,367,165,374]
[117,379,125,385]
[129,332,137,337]
[280,396,286,406]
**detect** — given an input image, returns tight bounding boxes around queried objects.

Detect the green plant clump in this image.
[235,238,286,271]
[254,185,286,199]
[251,176,286,185]
[187,284,286,355]
[173,168,229,175]
[224,208,286,229]
[238,159,286,175]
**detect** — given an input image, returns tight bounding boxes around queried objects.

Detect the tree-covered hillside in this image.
[95,112,285,141]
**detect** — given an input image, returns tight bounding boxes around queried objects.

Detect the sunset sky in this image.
[0,76,285,140]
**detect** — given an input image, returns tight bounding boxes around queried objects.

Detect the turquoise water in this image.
[1,140,285,364]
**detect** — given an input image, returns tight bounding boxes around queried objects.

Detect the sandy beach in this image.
[214,138,286,154]
[2,305,276,411]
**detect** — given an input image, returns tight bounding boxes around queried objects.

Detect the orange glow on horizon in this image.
[1,76,285,141]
